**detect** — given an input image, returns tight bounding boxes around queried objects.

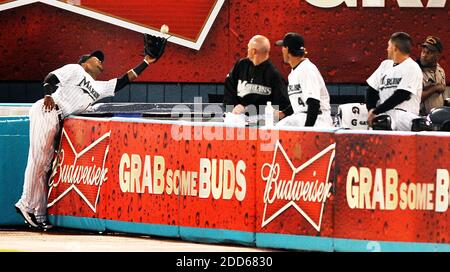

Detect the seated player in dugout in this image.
[417,36,449,115]
[223,35,292,119]
[14,34,166,230]
[274,32,333,128]
[366,32,423,131]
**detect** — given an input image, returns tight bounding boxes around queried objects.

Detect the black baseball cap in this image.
[78,50,104,64]
[421,36,443,53]
[275,32,305,56]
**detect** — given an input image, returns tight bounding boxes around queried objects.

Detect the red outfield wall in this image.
[47,117,450,251]
[0,1,448,83]
[333,131,449,245]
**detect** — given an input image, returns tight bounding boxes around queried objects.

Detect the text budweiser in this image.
[262,163,333,204]
[51,150,108,187]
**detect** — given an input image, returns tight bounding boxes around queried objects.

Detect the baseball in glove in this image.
[144,34,167,62]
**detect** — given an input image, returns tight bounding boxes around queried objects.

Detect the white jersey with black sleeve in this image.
[277,58,332,128]
[366,57,422,131]
[15,63,117,222]
[287,58,331,114]
[51,64,117,117]
[366,58,422,115]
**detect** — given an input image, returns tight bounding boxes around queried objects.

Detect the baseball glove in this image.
[144,34,167,62]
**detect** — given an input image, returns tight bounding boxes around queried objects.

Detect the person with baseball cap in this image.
[417,36,449,115]
[14,45,163,230]
[275,32,333,128]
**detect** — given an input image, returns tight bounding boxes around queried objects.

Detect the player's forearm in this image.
[305,98,320,126]
[421,84,443,99]
[115,59,151,92]
[128,59,151,81]
[366,86,379,111]
[373,89,411,115]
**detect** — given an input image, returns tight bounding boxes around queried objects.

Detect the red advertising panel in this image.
[104,121,181,225]
[74,0,218,41]
[177,125,257,232]
[46,118,450,249]
[334,132,450,243]
[48,118,112,217]
[48,119,260,233]
[415,134,450,243]
[256,130,336,237]
[48,119,181,226]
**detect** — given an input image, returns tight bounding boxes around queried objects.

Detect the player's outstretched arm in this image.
[114,55,156,92]
[115,33,167,92]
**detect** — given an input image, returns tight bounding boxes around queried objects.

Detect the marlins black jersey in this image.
[224,58,291,114]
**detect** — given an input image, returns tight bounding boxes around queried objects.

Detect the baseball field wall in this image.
[2,116,447,251]
[0,1,448,84]
[0,116,30,226]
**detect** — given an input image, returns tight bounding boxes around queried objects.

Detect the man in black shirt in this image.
[223,35,292,119]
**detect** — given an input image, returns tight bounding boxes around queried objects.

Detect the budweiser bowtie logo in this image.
[47,128,110,213]
[261,141,335,231]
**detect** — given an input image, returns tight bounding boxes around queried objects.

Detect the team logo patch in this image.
[47,128,110,213]
[261,141,335,231]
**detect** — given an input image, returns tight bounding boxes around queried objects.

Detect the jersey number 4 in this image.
[298,97,306,107]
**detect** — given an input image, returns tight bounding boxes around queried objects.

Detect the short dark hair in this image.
[390,32,412,54]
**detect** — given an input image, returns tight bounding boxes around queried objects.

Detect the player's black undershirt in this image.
[43,73,60,95]
[305,98,320,126]
[366,86,412,114]
[115,74,130,92]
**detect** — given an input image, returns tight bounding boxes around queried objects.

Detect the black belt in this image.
[55,104,64,123]
[300,110,322,115]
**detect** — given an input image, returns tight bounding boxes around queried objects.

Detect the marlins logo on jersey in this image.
[77,76,100,100]
[237,80,272,97]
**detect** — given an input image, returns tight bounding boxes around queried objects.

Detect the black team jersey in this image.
[224,58,292,115]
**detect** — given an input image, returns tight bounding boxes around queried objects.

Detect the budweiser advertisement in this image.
[47,118,260,240]
[333,131,450,245]
[47,117,449,250]
[48,118,111,216]
[256,130,336,237]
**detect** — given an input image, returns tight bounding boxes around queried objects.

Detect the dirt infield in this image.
[0,228,275,252]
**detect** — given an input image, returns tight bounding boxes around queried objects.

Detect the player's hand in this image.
[43,95,55,112]
[275,110,285,120]
[144,55,157,64]
[232,104,245,114]
[434,84,446,94]
[367,109,376,127]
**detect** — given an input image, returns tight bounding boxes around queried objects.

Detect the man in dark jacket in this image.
[223,35,292,120]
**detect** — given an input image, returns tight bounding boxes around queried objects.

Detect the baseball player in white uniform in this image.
[15,50,158,230]
[366,32,423,131]
[274,33,333,128]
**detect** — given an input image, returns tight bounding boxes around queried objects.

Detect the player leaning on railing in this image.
[14,34,166,230]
